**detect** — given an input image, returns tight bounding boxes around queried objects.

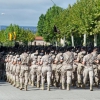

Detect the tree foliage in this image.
[37,0,100,45]
[0,24,35,46]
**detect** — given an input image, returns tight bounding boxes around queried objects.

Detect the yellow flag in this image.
[13,32,16,40]
[8,33,12,41]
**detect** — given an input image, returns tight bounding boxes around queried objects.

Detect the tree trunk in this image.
[94,34,97,46]
[56,41,57,49]
[63,35,65,47]
[83,34,86,46]
[71,34,74,47]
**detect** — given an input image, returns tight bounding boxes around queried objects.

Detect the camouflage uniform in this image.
[20,52,30,91]
[91,51,98,86]
[61,51,74,90]
[41,54,52,91]
[15,55,21,88]
[83,53,94,91]
[36,55,42,88]
[30,53,38,87]
[55,53,63,87]
[76,50,86,87]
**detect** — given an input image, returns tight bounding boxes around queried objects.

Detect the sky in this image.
[0,0,76,26]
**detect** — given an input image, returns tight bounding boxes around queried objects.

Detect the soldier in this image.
[50,50,57,87]
[30,53,38,87]
[36,50,44,88]
[61,47,74,90]
[5,54,10,82]
[8,54,13,84]
[71,48,78,87]
[12,54,17,87]
[91,47,98,86]
[75,46,86,87]
[20,49,30,91]
[19,55,25,90]
[96,53,100,86]
[54,48,63,87]
[15,54,21,88]
[82,48,95,91]
[40,49,52,91]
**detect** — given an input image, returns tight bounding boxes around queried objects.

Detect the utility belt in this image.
[22,63,28,65]
[86,63,93,66]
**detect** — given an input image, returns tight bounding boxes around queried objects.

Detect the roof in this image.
[35,36,43,41]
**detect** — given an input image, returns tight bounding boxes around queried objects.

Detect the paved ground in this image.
[0,80,100,100]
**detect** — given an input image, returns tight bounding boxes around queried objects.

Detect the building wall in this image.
[28,40,50,46]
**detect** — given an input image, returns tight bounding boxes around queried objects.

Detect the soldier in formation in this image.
[0,45,100,91]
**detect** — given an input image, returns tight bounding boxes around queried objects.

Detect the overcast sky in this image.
[0,0,76,26]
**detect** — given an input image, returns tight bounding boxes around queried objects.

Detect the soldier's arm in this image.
[82,56,86,65]
[75,53,80,62]
[54,57,58,64]
[40,56,43,65]
[96,55,100,64]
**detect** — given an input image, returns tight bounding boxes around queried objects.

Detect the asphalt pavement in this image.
[0,80,100,100]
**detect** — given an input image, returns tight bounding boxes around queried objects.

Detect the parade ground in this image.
[0,80,100,100]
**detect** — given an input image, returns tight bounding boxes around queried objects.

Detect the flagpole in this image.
[51,0,56,5]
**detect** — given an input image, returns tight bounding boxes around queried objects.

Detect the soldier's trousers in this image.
[37,65,42,84]
[41,65,52,87]
[83,67,94,85]
[61,69,72,84]
[24,71,28,85]
[77,63,84,84]
[16,74,20,84]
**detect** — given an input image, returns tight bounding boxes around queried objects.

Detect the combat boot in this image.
[77,83,81,88]
[82,84,86,89]
[47,85,50,91]
[13,81,16,87]
[55,82,59,87]
[37,82,40,88]
[16,82,20,88]
[28,80,31,85]
[11,80,13,85]
[62,83,65,89]
[25,85,27,91]
[20,84,23,90]
[67,83,70,91]
[90,85,93,91]
[31,81,35,87]
[40,84,45,90]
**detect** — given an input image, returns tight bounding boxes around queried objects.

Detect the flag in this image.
[53,25,58,32]
[13,32,16,40]
[53,25,60,34]
[8,33,12,41]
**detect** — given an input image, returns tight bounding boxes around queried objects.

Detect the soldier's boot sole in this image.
[67,84,70,91]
